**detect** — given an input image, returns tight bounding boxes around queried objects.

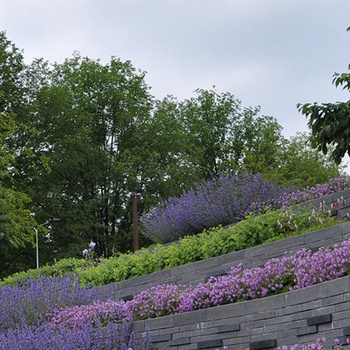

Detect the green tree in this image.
[14,53,194,262]
[276,132,340,188]
[243,115,286,181]
[179,88,262,179]
[0,32,41,277]
[298,27,350,165]
[0,31,25,114]
[136,96,194,201]
[0,114,37,249]
[19,53,156,259]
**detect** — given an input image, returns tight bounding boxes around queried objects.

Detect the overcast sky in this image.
[1,0,350,141]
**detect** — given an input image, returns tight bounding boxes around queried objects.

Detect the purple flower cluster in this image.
[247,175,350,215]
[278,337,350,350]
[0,274,110,332]
[141,172,288,243]
[49,299,128,330]
[50,238,350,327]
[0,275,149,349]
[0,320,141,350]
[278,338,327,350]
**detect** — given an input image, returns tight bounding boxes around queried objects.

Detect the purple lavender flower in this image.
[49,237,350,327]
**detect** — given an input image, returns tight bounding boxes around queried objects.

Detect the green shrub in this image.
[1,206,341,287]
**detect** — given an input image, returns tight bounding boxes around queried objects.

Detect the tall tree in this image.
[278,132,340,187]
[179,88,261,179]
[16,53,156,259]
[0,114,37,249]
[298,27,350,165]
[0,32,41,277]
[242,115,286,181]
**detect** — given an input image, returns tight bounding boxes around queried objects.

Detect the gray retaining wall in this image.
[103,189,350,302]
[103,221,350,301]
[100,189,350,349]
[133,275,350,350]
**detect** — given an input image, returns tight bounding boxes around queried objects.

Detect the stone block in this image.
[169,337,190,346]
[249,339,277,350]
[295,325,318,337]
[216,324,240,333]
[197,339,222,349]
[151,333,172,343]
[307,314,332,326]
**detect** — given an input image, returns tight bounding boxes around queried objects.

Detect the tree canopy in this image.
[0,31,343,277]
[298,27,350,165]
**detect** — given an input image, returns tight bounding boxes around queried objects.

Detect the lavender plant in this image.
[0,320,149,350]
[278,337,350,350]
[50,237,350,327]
[141,172,289,243]
[246,175,350,216]
[141,174,350,243]
[0,274,150,349]
[0,274,117,332]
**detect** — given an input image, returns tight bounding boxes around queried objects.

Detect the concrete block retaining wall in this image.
[109,222,350,349]
[133,275,350,350]
[99,189,350,349]
[104,221,350,302]
[104,189,350,302]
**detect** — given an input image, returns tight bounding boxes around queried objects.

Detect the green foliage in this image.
[0,31,25,113]
[179,88,264,179]
[77,258,119,287]
[242,115,285,180]
[0,31,344,277]
[279,132,340,187]
[233,208,330,249]
[7,206,339,287]
[267,132,340,188]
[1,205,340,287]
[199,226,237,259]
[0,113,39,255]
[298,28,350,166]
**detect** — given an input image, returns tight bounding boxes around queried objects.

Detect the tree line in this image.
[0,31,341,277]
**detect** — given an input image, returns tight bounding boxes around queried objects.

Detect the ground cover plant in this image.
[1,175,349,289]
[140,172,290,243]
[0,274,150,349]
[140,174,350,243]
[278,337,350,349]
[47,237,350,327]
[0,194,346,287]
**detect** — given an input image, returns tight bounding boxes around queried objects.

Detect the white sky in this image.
[1,1,350,153]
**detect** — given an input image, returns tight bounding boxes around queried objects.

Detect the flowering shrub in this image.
[246,175,350,215]
[0,320,147,350]
[141,172,289,243]
[49,300,128,331]
[278,337,350,349]
[142,174,350,243]
[0,275,149,349]
[0,274,116,332]
[50,238,350,327]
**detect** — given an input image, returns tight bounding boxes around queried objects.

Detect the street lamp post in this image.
[34,218,60,270]
[127,192,142,252]
[34,227,39,270]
